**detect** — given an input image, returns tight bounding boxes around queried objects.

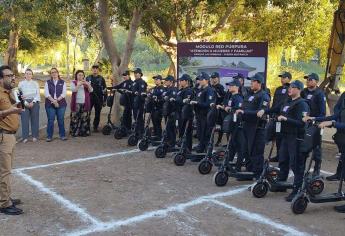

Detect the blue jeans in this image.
[46,106,66,139]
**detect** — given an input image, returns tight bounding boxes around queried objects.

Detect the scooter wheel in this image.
[114,128,125,139]
[155,146,166,158]
[127,135,138,146]
[102,125,112,135]
[213,171,229,187]
[291,195,308,214]
[308,178,324,195]
[198,160,213,175]
[173,153,186,166]
[252,182,268,198]
[138,139,149,151]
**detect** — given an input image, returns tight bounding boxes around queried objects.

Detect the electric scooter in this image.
[102,88,118,135]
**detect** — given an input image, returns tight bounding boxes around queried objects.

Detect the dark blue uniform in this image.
[86,74,107,130]
[210,83,226,144]
[225,93,246,170]
[270,83,290,160]
[163,86,178,147]
[194,85,215,151]
[176,87,194,150]
[150,85,165,138]
[112,80,133,130]
[272,97,310,191]
[131,78,147,136]
[242,89,270,177]
[301,87,326,175]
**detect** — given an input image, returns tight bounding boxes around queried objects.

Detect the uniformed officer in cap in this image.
[221,79,246,170]
[210,72,226,146]
[150,75,165,139]
[236,73,270,178]
[131,68,147,137]
[190,72,215,153]
[111,70,133,131]
[162,75,178,147]
[258,80,309,201]
[269,71,292,162]
[176,74,194,151]
[301,73,326,176]
[234,73,249,98]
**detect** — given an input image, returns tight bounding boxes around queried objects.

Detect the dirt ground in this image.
[0,112,344,236]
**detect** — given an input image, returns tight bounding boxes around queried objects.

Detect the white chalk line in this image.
[208,199,311,236]
[15,170,102,226]
[65,185,249,236]
[15,148,154,172]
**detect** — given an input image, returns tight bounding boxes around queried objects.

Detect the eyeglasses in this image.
[306,78,314,81]
[3,74,15,79]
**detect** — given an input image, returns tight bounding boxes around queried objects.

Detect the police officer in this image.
[309,92,345,212]
[270,71,292,162]
[301,73,326,176]
[220,79,245,171]
[176,74,194,151]
[235,73,249,98]
[210,72,226,146]
[236,73,270,178]
[163,75,178,148]
[111,70,133,131]
[258,80,309,201]
[131,68,147,137]
[150,75,165,139]
[86,65,107,132]
[191,72,215,153]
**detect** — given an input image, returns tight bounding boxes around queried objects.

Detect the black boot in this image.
[326,160,342,181]
[285,189,298,202]
[334,204,345,213]
[312,160,321,177]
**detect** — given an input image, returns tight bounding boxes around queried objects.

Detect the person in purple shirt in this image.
[44,68,67,142]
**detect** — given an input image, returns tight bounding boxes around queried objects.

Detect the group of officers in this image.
[112,68,345,208]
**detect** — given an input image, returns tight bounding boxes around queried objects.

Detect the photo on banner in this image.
[177,42,268,87]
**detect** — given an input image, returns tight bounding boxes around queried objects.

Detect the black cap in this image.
[164,75,175,81]
[248,73,264,83]
[211,72,220,78]
[196,72,210,81]
[122,70,130,76]
[179,74,191,81]
[233,73,245,80]
[226,79,241,87]
[92,64,100,69]
[132,68,143,75]
[278,71,292,79]
[290,80,304,90]
[153,75,163,80]
[304,73,319,81]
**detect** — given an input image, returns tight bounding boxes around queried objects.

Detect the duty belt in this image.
[0,129,16,134]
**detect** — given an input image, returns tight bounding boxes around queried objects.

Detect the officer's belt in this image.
[0,129,16,134]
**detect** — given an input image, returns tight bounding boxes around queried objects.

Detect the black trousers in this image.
[90,96,102,129]
[278,134,306,190]
[196,112,208,150]
[151,109,163,137]
[133,106,144,137]
[166,112,176,146]
[179,119,193,150]
[122,105,132,130]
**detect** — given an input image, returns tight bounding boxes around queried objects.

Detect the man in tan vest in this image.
[0,65,23,215]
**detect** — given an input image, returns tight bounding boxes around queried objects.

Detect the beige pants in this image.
[0,133,16,208]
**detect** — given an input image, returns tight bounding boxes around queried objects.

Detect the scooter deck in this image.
[270,182,293,192]
[186,153,206,162]
[231,171,255,181]
[310,192,345,203]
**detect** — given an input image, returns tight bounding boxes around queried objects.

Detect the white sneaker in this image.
[23,139,28,143]
[32,138,38,142]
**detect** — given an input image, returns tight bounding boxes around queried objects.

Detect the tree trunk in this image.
[3,29,19,74]
[162,45,177,78]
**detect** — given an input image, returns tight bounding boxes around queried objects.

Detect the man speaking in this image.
[0,65,23,215]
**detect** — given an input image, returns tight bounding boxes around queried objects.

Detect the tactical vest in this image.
[302,88,323,117]
[279,97,305,136]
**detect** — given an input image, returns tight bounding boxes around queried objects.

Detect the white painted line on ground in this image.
[65,185,249,236]
[208,199,311,236]
[15,170,102,226]
[15,148,145,171]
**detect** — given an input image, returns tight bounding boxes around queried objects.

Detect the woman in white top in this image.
[69,70,93,137]
[18,69,40,143]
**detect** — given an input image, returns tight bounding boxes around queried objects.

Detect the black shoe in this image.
[0,205,23,215]
[270,156,279,162]
[93,127,99,133]
[312,169,321,178]
[326,174,340,181]
[10,198,22,206]
[334,205,345,213]
[285,191,298,202]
